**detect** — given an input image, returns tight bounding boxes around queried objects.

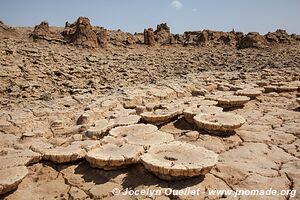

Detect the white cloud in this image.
[171,0,183,9]
[192,8,198,12]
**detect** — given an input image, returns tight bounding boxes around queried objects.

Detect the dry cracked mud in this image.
[0,19,300,200]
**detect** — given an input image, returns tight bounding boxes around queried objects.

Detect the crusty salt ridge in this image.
[109,124,158,138]
[85,119,114,139]
[194,112,246,134]
[108,123,173,148]
[0,166,28,194]
[112,115,141,126]
[140,106,183,124]
[0,148,41,169]
[210,94,251,108]
[30,140,100,163]
[85,143,144,170]
[123,130,174,148]
[140,141,218,180]
[183,105,223,124]
[235,88,263,99]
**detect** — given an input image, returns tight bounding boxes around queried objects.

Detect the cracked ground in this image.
[1,30,300,200]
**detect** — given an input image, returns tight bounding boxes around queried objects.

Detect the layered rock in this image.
[144,23,174,45]
[266,29,291,43]
[94,26,109,47]
[154,23,174,44]
[61,17,99,48]
[196,30,243,47]
[144,28,155,46]
[0,20,10,30]
[0,20,17,35]
[30,21,50,40]
[238,32,267,49]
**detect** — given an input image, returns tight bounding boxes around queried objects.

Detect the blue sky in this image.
[0,0,299,34]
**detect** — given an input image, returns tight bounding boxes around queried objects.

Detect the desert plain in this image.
[0,17,300,199]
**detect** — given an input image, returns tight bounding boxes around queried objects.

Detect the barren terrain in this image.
[0,18,300,200]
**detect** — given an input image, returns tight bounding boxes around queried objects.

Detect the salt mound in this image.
[140,141,218,180]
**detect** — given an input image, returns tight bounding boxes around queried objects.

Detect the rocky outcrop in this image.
[0,20,17,36]
[144,28,155,46]
[144,23,175,45]
[107,30,140,46]
[184,30,244,47]
[238,32,267,49]
[2,19,300,49]
[61,17,99,48]
[0,20,11,31]
[94,26,108,47]
[154,23,174,44]
[266,29,291,43]
[30,21,50,40]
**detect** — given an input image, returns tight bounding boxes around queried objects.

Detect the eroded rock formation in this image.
[61,17,99,48]
[144,28,155,46]
[238,32,267,49]
[30,21,50,40]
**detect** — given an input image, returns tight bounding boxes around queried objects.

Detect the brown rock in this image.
[197,30,209,45]
[238,32,267,49]
[0,20,11,31]
[144,28,155,46]
[30,21,50,40]
[154,23,173,44]
[95,26,109,47]
[62,16,99,48]
[266,29,291,43]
